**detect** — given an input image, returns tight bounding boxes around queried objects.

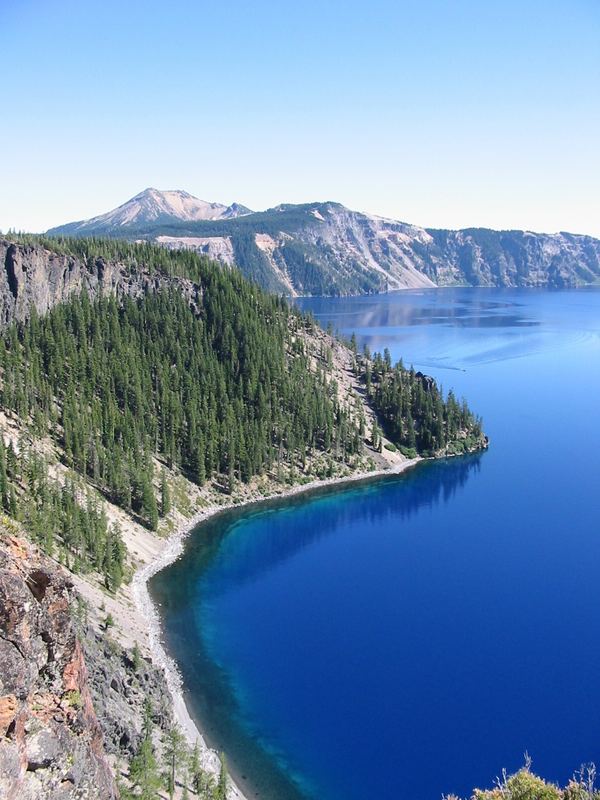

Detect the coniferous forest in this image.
[356,345,484,456]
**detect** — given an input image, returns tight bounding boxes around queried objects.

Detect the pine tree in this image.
[371,419,379,451]
[129,699,160,800]
[163,725,185,800]
[189,741,204,796]
[142,473,159,531]
[129,736,160,800]
[0,438,8,511]
[132,641,141,672]
[160,469,171,516]
[216,753,228,800]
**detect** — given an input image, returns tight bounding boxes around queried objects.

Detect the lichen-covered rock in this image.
[0,530,118,799]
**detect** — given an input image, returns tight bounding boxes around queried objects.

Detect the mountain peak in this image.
[134,187,195,201]
[48,188,252,235]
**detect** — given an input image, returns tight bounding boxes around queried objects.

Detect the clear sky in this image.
[1,0,599,236]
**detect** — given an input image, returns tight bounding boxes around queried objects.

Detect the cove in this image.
[150,287,600,800]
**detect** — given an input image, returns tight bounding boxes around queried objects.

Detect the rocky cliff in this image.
[47,193,600,296]
[0,238,201,327]
[420,226,600,288]
[0,523,118,799]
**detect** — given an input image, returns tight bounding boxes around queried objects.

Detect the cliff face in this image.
[0,239,201,327]
[420,227,600,288]
[0,527,118,799]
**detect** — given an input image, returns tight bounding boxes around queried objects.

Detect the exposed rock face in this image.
[82,628,173,758]
[0,239,201,327]
[47,195,600,296]
[420,227,600,288]
[0,529,118,799]
[156,233,235,266]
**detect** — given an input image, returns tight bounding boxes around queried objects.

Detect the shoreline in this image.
[131,456,422,797]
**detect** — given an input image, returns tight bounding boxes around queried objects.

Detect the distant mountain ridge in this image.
[48,190,600,296]
[50,188,253,236]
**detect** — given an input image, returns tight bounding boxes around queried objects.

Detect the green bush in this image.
[399,446,418,459]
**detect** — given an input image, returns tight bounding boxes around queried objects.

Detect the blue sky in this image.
[1,0,599,236]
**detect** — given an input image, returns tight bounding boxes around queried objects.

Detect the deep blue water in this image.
[151,288,600,800]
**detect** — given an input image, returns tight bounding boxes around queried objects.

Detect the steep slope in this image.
[0,523,118,799]
[47,194,600,296]
[48,188,252,237]
[420,227,600,287]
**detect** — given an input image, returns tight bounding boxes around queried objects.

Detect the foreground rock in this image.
[82,626,173,759]
[0,525,118,799]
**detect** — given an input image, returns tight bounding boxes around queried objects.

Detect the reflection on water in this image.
[298,288,600,372]
[159,455,482,609]
[300,289,541,332]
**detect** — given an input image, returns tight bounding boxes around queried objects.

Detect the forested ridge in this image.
[0,237,484,592]
[0,238,366,586]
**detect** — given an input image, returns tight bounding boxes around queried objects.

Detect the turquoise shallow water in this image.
[151,287,600,800]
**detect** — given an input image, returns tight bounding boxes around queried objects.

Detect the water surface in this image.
[151,288,600,800]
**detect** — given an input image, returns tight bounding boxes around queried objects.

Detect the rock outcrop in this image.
[82,627,173,758]
[0,525,118,799]
[0,238,201,327]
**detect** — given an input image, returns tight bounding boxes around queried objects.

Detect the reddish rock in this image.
[0,694,17,736]
[0,532,118,799]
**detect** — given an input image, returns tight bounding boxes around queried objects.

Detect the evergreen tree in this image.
[129,701,160,800]
[0,438,9,511]
[132,641,141,672]
[189,742,204,797]
[129,736,160,800]
[216,753,228,800]
[160,469,171,517]
[162,725,185,800]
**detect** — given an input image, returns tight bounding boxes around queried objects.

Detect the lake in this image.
[150,287,600,800]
